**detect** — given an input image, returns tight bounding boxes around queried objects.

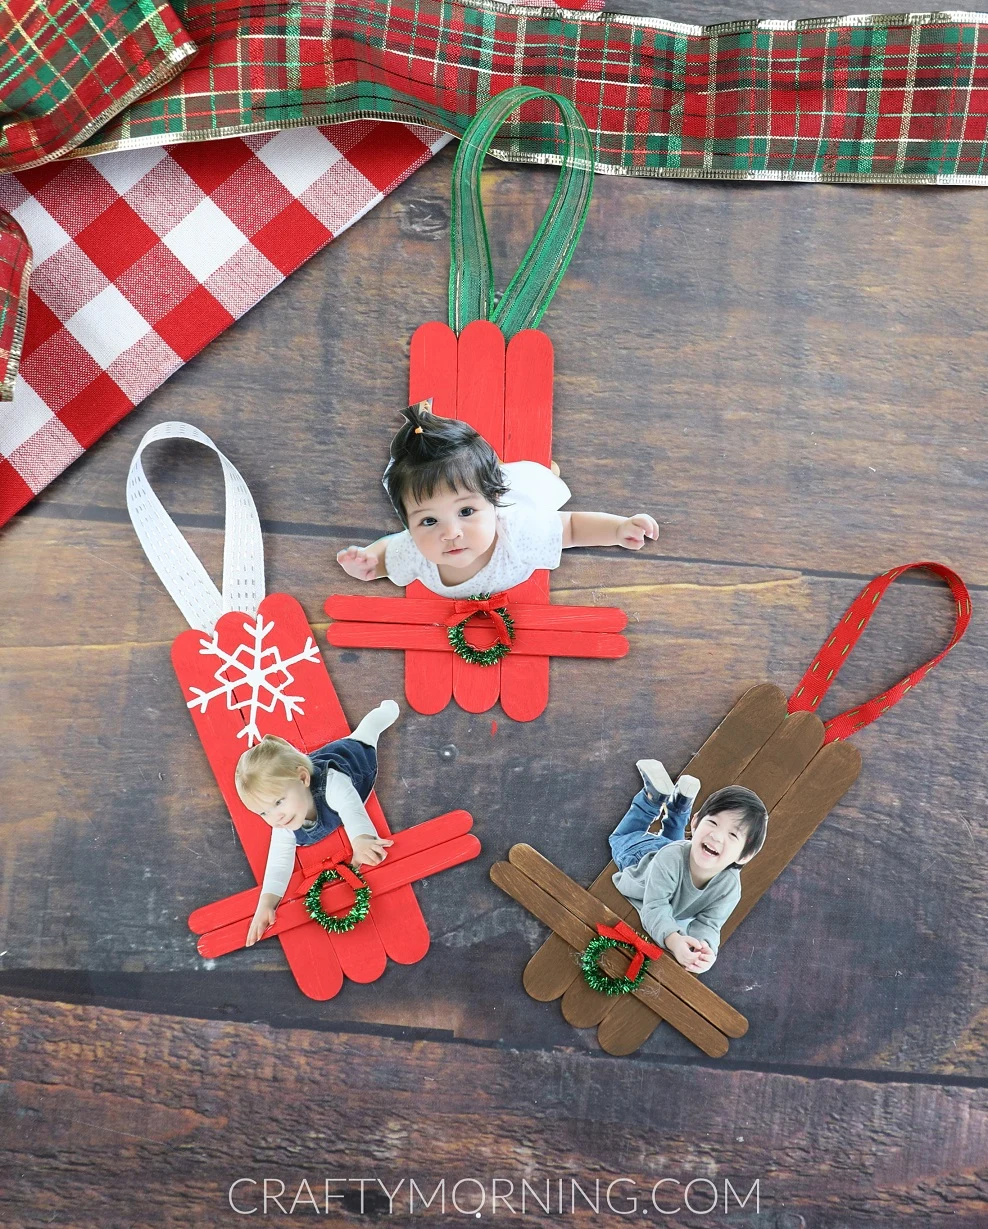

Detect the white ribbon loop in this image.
[126,421,265,632]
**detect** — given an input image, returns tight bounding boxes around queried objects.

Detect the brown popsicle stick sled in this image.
[493,563,971,1056]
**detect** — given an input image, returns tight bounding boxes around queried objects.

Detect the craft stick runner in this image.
[493,562,971,1055]
[326,87,629,720]
[127,422,481,1000]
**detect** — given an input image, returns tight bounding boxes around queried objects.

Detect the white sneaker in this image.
[636,759,674,799]
[674,773,701,801]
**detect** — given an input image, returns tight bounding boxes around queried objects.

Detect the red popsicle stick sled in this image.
[326,322,629,721]
[128,423,481,1000]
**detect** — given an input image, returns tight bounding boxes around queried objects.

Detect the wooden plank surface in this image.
[1,0,987,1209]
[1,995,985,1228]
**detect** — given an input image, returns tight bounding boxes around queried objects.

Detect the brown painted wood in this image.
[735,709,825,810]
[684,683,791,813]
[592,708,843,1054]
[491,858,732,1057]
[725,738,863,941]
[0,517,982,1069]
[507,843,748,1037]
[1,55,987,1109]
[526,682,792,1006]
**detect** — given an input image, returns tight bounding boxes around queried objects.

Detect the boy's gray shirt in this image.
[611,840,741,955]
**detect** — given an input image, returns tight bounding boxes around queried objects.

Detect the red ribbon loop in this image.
[788,561,972,743]
[445,594,512,646]
[596,920,662,980]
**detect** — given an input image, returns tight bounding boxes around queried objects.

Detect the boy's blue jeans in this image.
[609,784,694,872]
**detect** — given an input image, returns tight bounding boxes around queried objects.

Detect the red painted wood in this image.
[497,575,549,720]
[456,320,505,451]
[451,320,506,711]
[197,833,482,957]
[326,593,627,633]
[409,321,457,417]
[504,329,553,466]
[407,326,458,709]
[190,811,474,935]
[173,593,473,996]
[501,329,554,716]
[358,792,432,965]
[328,622,628,658]
[256,593,395,982]
[404,580,454,713]
[326,318,629,719]
[173,595,346,1000]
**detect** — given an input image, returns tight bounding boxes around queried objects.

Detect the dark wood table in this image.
[1,2,985,1221]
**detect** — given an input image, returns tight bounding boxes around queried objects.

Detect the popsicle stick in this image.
[190,810,474,934]
[591,708,825,1048]
[409,321,457,417]
[735,709,825,811]
[357,792,430,965]
[276,916,345,1002]
[724,739,861,941]
[499,574,551,720]
[397,580,450,713]
[508,844,747,1039]
[684,683,790,813]
[249,594,394,984]
[199,834,480,958]
[456,319,505,450]
[326,593,627,633]
[491,859,731,1058]
[408,325,458,707]
[504,329,553,466]
[328,622,627,658]
[523,683,789,1004]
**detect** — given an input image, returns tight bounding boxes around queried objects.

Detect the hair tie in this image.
[414,426,424,434]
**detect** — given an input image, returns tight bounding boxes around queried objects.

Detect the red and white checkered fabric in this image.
[0,120,449,525]
[0,0,604,528]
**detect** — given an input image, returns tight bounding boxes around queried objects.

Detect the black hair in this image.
[383,400,509,527]
[694,785,769,864]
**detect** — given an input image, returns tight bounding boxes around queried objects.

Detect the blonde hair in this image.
[235,735,314,807]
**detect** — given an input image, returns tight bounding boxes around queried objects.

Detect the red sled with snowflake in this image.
[326,89,629,721]
[127,422,481,1000]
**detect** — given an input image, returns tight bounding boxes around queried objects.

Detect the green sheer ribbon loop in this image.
[449,86,594,339]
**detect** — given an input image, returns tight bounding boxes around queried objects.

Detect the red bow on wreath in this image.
[444,594,513,646]
[323,857,365,892]
[595,920,662,981]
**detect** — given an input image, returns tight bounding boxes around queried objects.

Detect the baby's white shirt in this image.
[260,771,377,899]
[383,460,571,598]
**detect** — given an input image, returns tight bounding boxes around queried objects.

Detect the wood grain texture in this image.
[1,995,986,1228]
[507,843,748,1037]
[491,858,732,1056]
[0,515,983,1069]
[22,149,988,584]
[1,10,988,1207]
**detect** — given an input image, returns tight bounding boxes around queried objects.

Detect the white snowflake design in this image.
[186,613,322,745]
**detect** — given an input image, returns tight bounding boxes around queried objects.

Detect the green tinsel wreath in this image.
[580,934,649,996]
[304,866,371,934]
[446,597,515,667]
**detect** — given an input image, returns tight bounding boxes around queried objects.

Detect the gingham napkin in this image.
[0,121,448,524]
[0,0,601,527]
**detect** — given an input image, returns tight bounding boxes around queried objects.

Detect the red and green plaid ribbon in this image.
[1,0,196,173]
[0,213,31,399]
[71,2,988,186]
[0,0,196,395]
[7,3,988,395]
